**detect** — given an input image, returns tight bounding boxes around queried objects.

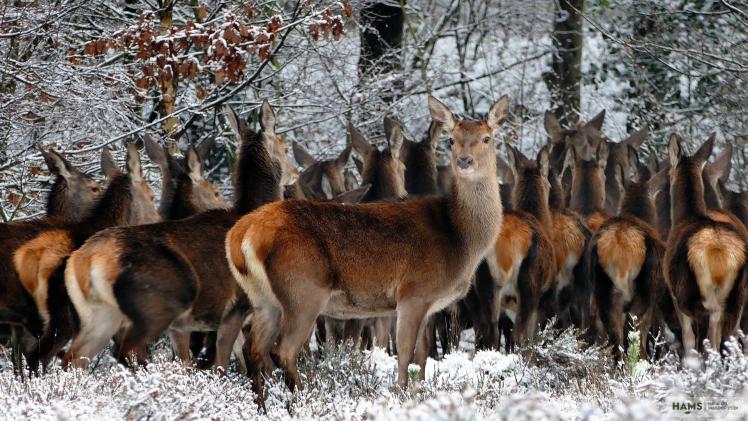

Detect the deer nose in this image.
[457,156,474,169]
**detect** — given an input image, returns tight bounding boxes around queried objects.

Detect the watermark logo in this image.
[667,397,740,418]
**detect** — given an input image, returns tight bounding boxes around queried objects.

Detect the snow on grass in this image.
[0,327,747,420]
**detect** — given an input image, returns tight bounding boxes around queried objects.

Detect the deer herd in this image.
[1,96,747,407]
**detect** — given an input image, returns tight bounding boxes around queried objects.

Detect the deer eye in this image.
[483,136,491,144]
[448,138,454,146]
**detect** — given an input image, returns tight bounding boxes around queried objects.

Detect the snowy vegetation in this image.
[1,326,747,419]
[2,1,748,419]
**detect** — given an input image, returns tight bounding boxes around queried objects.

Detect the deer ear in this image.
[185,144,204,182]
[226,106,244,139]
[587,109,606,131]
[100,147,120,178]
[504,144,520,180]
[647,167,670,198]
[260,99,276,135]
[707,143,732,183]
[195,136,216,161]
[693,133,716,167]
[352,156,364,175]
[425,120,441,150]
[562,144,576,176]
[336,144,353,168]
[292,142,316,168]
[335,184,371,204]
[125,143,144,181]
[595,141,609,168]
[495,152,514,185]
[613,163,627,195]
[668,133,684,169]
[624,127,648,149]
[349,123,372,156]
[428,96,456,131]
[544,111,563,142]
[537,145,550,180]
[43,149,73,179]
[717,179,731,203]
[144,134,168,171]
[384,117,405,159]
[487,95,510,130]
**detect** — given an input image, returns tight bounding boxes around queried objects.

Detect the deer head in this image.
[40,147,104,219]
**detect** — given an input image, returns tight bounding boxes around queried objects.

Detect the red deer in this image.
[589,164,667,360]
[39,148,105,219]
[324,119,407,350]
[544,110,607,206]
[226,95,509,398]
[62,102,284,371]
[547,166,592,329]
[485,145,556,348]
[601,129,648,215]
[290,141,352,200]
[144,135,223,219]
[718,181,748,229]
[10,144,160,370]
[565,141,609,231]
[145,135,227,366]
[665,134,748,353]
[1,148,105,373]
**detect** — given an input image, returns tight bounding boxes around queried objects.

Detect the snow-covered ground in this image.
[1,326,746,420]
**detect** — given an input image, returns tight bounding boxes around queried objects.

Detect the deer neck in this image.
[448,174,503,258]
[620,186,656,226]
[670,165,707,224]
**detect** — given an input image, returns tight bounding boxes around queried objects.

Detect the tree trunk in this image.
[545,0,584,127]
[358,2,405,101]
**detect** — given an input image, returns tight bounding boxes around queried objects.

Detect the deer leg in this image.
[214,312,245,373]
[233,329,247,375]
[638,312,652,361]
[414,320,431,381]
[273,294,328,392]
[708,310,723,351]
[169,331,192,366]
[116,325,151,367]
[64,306,123,369]
[395,301,430,389]
[679,312,696,354]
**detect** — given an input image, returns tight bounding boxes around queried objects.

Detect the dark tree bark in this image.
[358,2,405,100]
[545,0,584,127]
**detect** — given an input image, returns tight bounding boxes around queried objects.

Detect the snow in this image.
[1,326,745,420]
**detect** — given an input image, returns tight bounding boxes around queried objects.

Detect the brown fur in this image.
[228,95,509,399]
[6,145,159,371]
[664,134,748,353]
[485,145,557,346]
[62,102,283,373]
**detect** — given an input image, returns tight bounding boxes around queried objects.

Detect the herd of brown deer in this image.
[1,96,746,409]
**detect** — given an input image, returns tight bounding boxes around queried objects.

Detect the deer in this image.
[226,95,508,400]
[484,145,557,348]
[290,142,353,200]
[601,129,648,215]
[146,135,228,367]
[589,164,667,360]
[1,148,105,373]
[62,101,285,372]
[9,144,160,371]
[144,135,222,219]
[38,148,105,220]
[546,165,592,330]
[665,134,748,354]
[323,118,407,351]
[544,110,607,207]
[564,140,609,232]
